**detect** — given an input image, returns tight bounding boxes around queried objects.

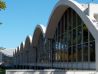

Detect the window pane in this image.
[83,43,88,62]
[89,32,94,42]
[73,11,77,28]
[77,26,82,44]
[90,41,95,62]
[68,31,71,46]
[68,47,71,62]
[83,24,88,43]
[73,29,76,45]
[77,45,82,62]
[73,46,76,62]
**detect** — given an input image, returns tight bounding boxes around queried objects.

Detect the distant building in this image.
[0,49,13,67]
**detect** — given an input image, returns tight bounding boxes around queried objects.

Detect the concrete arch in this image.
[17,46,20,54]
[14,49,17,56]
[46,0,98,39]
[32,24,46,47]
[13,49,15,56]
[45,0,98,70]
[25,35,32,49]
[20,42,25,51]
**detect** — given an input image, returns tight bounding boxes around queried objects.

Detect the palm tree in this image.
[0,0,6,10]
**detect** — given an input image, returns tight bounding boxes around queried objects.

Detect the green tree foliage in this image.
[0,0,6,10]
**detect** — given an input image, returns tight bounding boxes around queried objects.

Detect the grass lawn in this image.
[0,68,5,74]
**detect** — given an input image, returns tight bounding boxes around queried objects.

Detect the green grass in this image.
[0,68,5,74]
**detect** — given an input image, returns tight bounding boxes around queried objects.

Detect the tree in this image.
[0,0,6,10]
[0,47,5,50]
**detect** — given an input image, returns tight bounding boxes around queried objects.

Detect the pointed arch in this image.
[46,0,98,39]
[25,35,32,49]
[32,24,46,47]
[20,42,25,51]
[17,46,20,54]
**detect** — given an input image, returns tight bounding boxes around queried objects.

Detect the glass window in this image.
[77,26,82,44]
[68,9,71,31]
[90,41,95,62]
[73,29,76,45]
[83,43,88,62]
[89,32,94,42]
[51,7,95,70]
[64,13,67,32]
[68,31,71,46]
[77,45,82,62]
[68,47,71,62]
[77,15,82,26]
[83,24,88,43]
[73,45,76,62]
[73,11,77,28]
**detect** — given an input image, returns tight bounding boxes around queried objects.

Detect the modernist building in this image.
[0,49,13,68]
[13,0,98,71]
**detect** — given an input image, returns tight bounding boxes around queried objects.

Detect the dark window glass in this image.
[90,41,95,62]
[68,31,71,46]
[77,45,82,62]
[68,47,71,62]
[73,45,76,62]
[52,8,95,68]
[83,24,88,43]
[73,29,76,45]
[77,15,82,26]
[77,26,82,44]
[73,12,77,28]
[68,9,71,31]
[89,32,94,42]
[83,43,88,62]
[64,13,67,32]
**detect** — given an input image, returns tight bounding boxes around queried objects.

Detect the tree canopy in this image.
[0,0,6,10]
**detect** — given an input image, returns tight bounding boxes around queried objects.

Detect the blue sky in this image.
[0,0,98,49]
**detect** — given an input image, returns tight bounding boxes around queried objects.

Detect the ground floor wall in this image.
[6,69,96,74]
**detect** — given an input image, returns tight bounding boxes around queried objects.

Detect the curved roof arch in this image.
[25,35,32,48]
[20,42,25,51]
[17,46,20,54]
[46,0,98,39]
[13,50,15,56]
[32,24,46,47]
[14,49,17,55]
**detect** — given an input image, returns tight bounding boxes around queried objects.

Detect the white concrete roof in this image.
[36,24,46,34]
[46,0,98,39]
[20,41,25,50]
[1,48,14,57]
[25,35,32,47]
[32,24,46,47]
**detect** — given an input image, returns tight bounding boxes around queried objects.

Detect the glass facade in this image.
[51,8,95,69]
[37,32,45,63]
[14,7,95,70]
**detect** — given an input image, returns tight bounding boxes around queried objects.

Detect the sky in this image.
[0,0,58,49]
[0,0,98,54]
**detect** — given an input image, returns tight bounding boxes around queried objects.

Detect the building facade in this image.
[0,50,13,68]
[13,0,98,71]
